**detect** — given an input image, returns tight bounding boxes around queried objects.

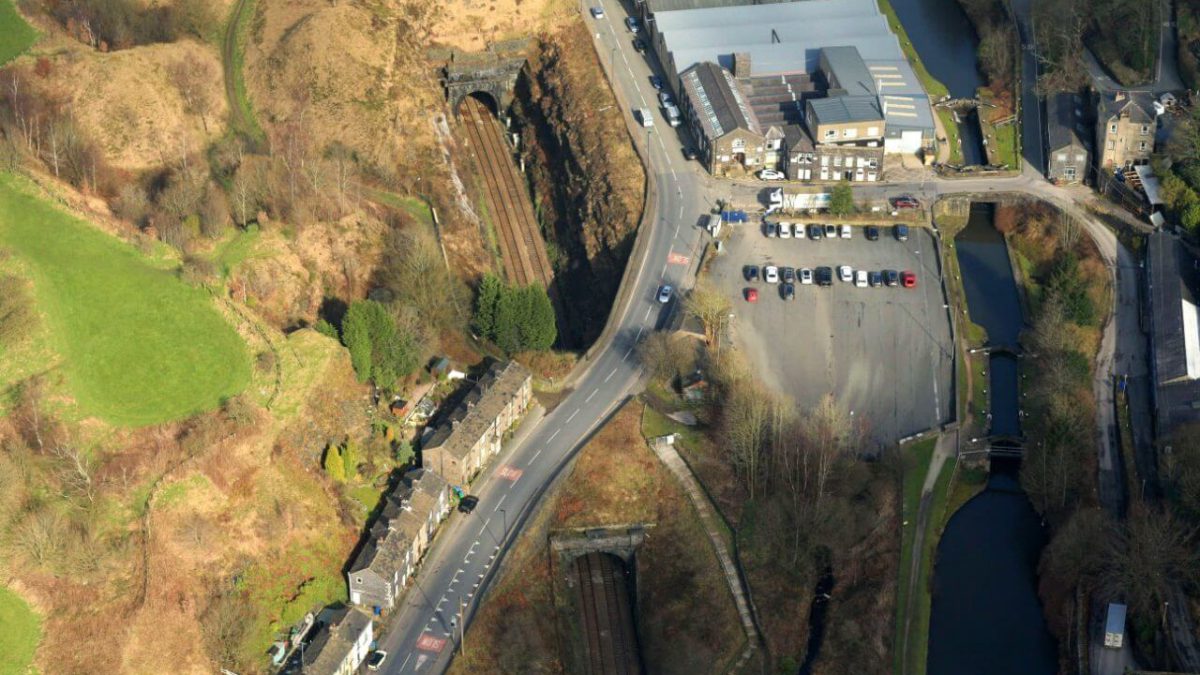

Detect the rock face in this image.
[514,24,646,347]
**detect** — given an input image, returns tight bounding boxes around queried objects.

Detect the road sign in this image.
[668,251,690,265]
[496,465,524,481]
[416,634,447,653]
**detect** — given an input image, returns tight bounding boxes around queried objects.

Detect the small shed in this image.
[1104,603,1126,648]
[430,356,466,381]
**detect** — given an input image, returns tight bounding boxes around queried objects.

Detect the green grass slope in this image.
[0,175,250,425]
[0,586,40,675]
[0,0,36,65]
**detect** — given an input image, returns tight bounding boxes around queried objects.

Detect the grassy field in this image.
[895,437,935,674]
[0,586,40,675]
[210,225,263,278]
[0,174,250,425]
[0,0,36,66]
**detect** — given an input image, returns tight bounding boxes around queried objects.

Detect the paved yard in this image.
[708,220,954,447]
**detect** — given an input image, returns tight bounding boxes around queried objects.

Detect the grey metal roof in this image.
[652,0,877,32]
[681,62,761,139]
[1148,231,1200,435]
[1047,93,1088,151]
[822,46,876,96]
[808,95,883,125]
[645,0,794,12]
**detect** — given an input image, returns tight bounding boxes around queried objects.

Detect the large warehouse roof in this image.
[654,0,934,136]
[644,0,794,12]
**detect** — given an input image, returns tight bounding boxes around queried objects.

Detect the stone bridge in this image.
[549,524,652,569]
[442,39,531,116]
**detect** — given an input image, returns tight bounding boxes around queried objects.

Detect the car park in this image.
[589,6,604,18]
[838,265,853,283]
[458,495,479,513]
[765,221,778,237]
[649,75,663,90]
[866,225,880,241]
[902,270,917,288]
[759,169,785,181]
[745,287,759,302]
[657,284,673,303]
[800,267,813,285]
[824,224,837,238]
[894,224,909,241]
[840,224,852,239]
[782,283,795,300]
[625,16,640,32]
[816,266,833,287]
[744,264,760,282]
[855,270,868,287]
[782,267,796,283]
[764,265,779,283]
[366,651,388,671]
[633,38,646,54]
[778,222,791,238]
[884,269,899,287]
[808,224,823,240]
[868,271,883,287]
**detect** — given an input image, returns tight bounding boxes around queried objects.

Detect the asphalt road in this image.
[377,0,710,671]
[708,224,953,446]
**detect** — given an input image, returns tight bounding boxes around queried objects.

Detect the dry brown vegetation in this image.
[448,401,744,675]
[431,0,574,51]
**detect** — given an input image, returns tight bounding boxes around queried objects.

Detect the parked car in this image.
[764,265,779,283]
[657,284,673,303]
[458,495,479,514]
[765,221,778,237]
[894,223,909,241]
[884,269,899,287]
[744,264,760,282]
[824,224,837,238]
[840,224,852,239]
[745,287,759,302]
[366,651,388,671]
[658,91,674,107]
[759,169,785,181]
[808,224,823,240]
[782,266,796,283]
[589,6,605,18]
[868,271,883,287]
[901,270,917,288]
[649,75,663,90]
[625,16,640,32]
[838,265,853,283]
[782,283,795,300]
[854,270,868,288]
[891,195,920,209]
[816,266,834,287]
[865,225,880,241]
[778,222,791,239]
[682,146,698,160]
[633,38,646,54]
[800,267,814,285]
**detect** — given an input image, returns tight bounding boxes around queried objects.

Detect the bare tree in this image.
[684,279,732,348]
[168,58,217,133]
[800,393,856,511]
[1102,507,1200,621]
[51,438,96,507]
[723,380,772,498]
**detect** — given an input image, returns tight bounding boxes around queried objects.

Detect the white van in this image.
[664,104,682,127]
[636,108,654,128]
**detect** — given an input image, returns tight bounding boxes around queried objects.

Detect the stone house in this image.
[301,607,373,675]
[679,61,767,175]
[420,360,533,487]
[1096,91,1156,170]
[347,468,450,613]
[1046,92,1091,184]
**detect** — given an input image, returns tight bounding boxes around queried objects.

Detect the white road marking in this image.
[494,494,506,510]
[567,408,580,423]
[635,326,644,341]
[527,448,543,466]
[661,260,669,276]
[479,519,490,536]
[604,367,618,382]
[401,654,413,670]
[623,348,633,360]
[549,429,561,442]
[644,306,653,320]
[586,388,598,402]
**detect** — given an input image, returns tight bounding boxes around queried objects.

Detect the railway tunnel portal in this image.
[443,40,529,119]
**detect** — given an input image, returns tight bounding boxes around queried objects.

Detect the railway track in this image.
[458,97,554,288]
[575,552,641,675]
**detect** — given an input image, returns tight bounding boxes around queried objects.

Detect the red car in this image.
[891,195,920,210]
[745,287,759,302]
[901,270,917,288]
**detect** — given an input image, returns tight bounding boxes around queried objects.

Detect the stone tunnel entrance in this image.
[442,39,529,119]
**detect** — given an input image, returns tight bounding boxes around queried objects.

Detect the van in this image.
[664,104,682,127]
[636,108,654,128]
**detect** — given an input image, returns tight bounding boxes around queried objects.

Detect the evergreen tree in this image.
[341,301,374,383]
[519,284,557,351]
[473,273,502,338]
[492,285,522,354]
[323,444,345,482]
[829,181,855,217]
[314,318,339,340]
[341,441,360,479]
[341,299,419,387]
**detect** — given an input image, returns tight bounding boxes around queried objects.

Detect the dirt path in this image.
[220,0,262,149]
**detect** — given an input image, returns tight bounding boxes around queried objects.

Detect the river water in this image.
[887,0,987,165]
[927,204,1058,674]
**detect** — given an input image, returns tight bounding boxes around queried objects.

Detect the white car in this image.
[589,6,604,18]
[855,269,868,287]
[657,284,673,303]
[758,169,785,181]
[799,268,814,285]
[840,224,852,239]
[778,222,791,238]
[838,265,853,283]
[658,91,674,107]
[764,265,780,283]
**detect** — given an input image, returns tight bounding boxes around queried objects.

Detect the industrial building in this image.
[1147,231,1200,438]
[640,0,937,178]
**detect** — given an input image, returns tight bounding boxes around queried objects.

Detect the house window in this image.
[867,126,879,136]
[1065,167,1077,180]
[1056,152,1067,162]
[1107,140,1115,150]
[833,155,843,167]
[731,138,745,150]
[843,128,858,139]
[1109,123,1118,133]
[1141,124,1150,135]
[1139,141,1149,151]
[356,577,362,584]
[1077,153,1087,163]
[821,155,830,166]
[824,129,838,141]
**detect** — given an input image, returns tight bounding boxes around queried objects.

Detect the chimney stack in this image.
[733,52,751,79]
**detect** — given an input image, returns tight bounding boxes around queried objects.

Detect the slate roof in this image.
[809,95,883,125]
[1100,91,1155,124]
[1047,92,1089,151]
[303,607,371,674]
[681,62,762,140]
[421,361,531,462]
[1147,231,1200,435]
[347,468,448,579]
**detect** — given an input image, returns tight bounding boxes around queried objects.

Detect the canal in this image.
[887,0,987,165]
[927,204,1057,675]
